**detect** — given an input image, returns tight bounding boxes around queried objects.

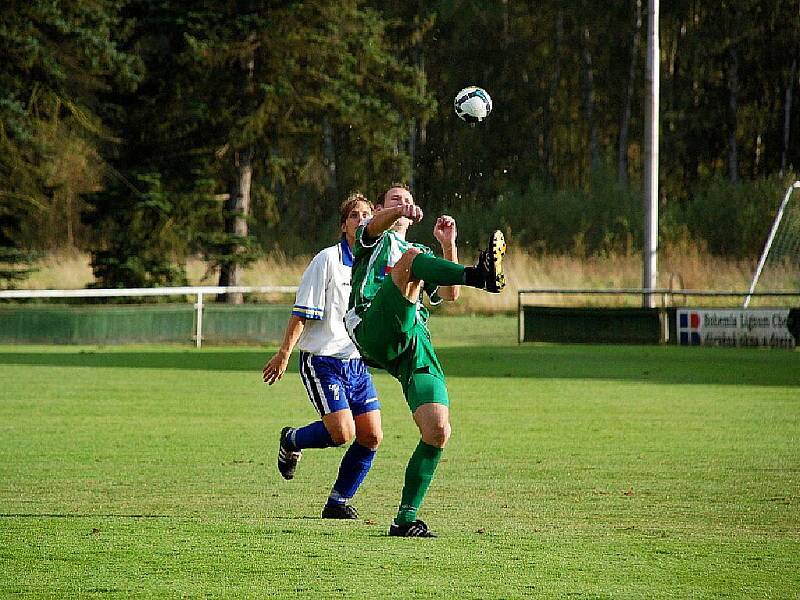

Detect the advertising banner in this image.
[676,309,795,349]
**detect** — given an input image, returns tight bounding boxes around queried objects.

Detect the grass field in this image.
[0,320,798,598]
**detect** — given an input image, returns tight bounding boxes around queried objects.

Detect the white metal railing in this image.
[0,285,298,348]
[4,285,797,347]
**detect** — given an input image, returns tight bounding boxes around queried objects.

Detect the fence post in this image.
[195,292,204,348]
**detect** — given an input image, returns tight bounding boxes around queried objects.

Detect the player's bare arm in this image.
[263,315,305,385]
[365,204,423,238]
[434,215,460,301]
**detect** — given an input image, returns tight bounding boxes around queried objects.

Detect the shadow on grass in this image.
[0,513,169,519]
[0,345,797,386]
[0,513,324,521]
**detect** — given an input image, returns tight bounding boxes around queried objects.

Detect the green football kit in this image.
[344,224,451,411]
[344,220,504,532]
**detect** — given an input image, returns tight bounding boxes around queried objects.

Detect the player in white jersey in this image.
[262,194,381,519]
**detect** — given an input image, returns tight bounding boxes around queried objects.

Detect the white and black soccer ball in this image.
[454,86,492,123]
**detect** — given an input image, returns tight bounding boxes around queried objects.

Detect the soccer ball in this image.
[454,86,492,123]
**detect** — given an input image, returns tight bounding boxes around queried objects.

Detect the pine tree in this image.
[0,0,140,284]
[183,0,434,301]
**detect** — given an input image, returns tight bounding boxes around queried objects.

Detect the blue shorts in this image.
[298,352,380,417]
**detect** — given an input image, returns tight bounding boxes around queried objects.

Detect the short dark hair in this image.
[339,192,372,227]
[378,183,411,206]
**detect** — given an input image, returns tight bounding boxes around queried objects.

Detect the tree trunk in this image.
[542,8,563,183]
[65,191,75,248]
[581,25,599,174]
[727,45,739,183]
[218,39,256,304]
[408,118,417,190]
[619,0,642,184]
[409,0,427,191]
[781,58,796,175]
[322,117,338,202]
[218,149,252,304]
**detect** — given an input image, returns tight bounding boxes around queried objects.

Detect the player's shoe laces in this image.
[476,230,506,293]
[277,427,302,480]
[388,519,437,538]
[321,504,359,519]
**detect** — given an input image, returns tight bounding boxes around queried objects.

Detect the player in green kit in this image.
[344,183,506,537]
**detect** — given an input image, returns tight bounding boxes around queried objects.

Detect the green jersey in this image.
[347,224,441,322]
[344,222,450,411]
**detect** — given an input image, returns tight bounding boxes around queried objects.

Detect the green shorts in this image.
[354,278,449,412]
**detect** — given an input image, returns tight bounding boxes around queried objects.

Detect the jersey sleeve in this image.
[354,219,384,256]
[291,251,329,320]
[424,280,444,306]
[414,242,435,256]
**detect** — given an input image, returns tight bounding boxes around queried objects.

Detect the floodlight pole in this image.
[642,0,660,307]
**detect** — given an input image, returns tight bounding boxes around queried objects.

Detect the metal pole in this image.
[642,0,660,307]
[195,292,204,348]
[743,181,800,308]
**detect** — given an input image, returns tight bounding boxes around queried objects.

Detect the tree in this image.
[0,212,39,287]
[83,1,433,294]
[84,1,229,290]
[0,0,141,271]
[618,0,643,184]
[184,0,433,301]
[5,0,799,270]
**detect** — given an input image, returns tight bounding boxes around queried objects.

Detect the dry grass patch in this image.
[16,244,796,310]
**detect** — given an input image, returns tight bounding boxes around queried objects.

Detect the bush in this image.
[476,166,642,257]
[686,174,797,258]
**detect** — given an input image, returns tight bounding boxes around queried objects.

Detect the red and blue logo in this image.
[678,311,701,345]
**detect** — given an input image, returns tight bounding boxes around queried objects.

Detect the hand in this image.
[262,352,289,385]
[433,215,457,245]
[398,204,423,224]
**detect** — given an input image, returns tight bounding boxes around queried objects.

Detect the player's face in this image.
[379,187,416,230]
[381,187,415,211]
[342,200,372,245]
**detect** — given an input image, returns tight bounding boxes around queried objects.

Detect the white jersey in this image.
[292,239,359,359]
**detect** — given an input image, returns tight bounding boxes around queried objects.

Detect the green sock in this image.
[395,440,443,525]
[410,253,466,286]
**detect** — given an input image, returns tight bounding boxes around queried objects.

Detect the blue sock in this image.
[326,442,376,506]
[288,421,334,450]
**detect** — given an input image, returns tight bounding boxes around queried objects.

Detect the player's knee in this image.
[391,248,422,283]
[423,422,451,448]
[356,427,383,450]
[327,421,356,446]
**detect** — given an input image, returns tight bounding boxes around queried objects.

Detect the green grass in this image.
[0,325,798,598]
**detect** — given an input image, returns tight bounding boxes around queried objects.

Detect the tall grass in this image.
[18,241,793,311]
[454,242,763,312]
[23,250,94,290]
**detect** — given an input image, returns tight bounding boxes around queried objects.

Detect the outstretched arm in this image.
[262,315,305,385]
[365,204,423,239]
[434,215,460,301]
